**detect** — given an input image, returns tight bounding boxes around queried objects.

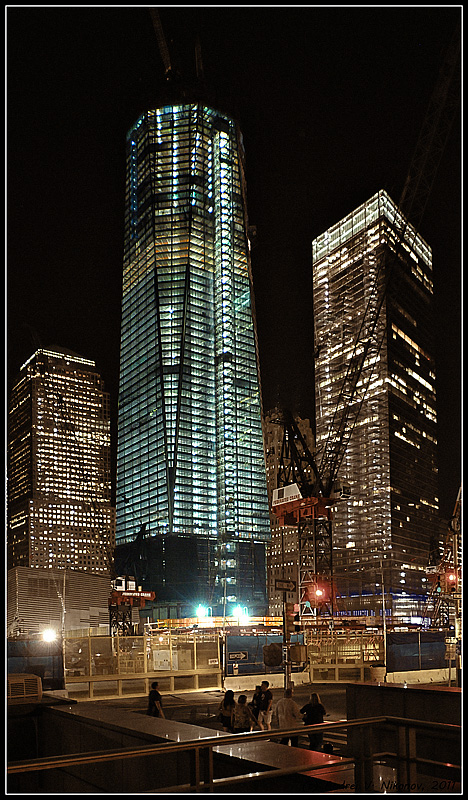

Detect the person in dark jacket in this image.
[300,692,326,750]
[217,689,236,732]
[147,681,165,717]
[248,685,262,720]
[258,680,273,730]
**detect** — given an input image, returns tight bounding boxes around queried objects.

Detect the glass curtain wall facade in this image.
[7,348,115,573]
[312,191,441,621]
[117,103,270,614]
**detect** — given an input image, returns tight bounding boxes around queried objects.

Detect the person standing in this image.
[257,680,273,730]
[231,694,257,733]
[300,692,327,750]
[248,685,262,721]
[217,689,236,732]
[147,681,165,717]
[275,687,302,746]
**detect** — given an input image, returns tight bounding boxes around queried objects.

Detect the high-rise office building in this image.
[116,103,270,615]
[7,348,115,574]
[312,190,442,621]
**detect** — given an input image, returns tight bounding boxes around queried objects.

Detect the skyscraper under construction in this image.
[312,190,443,621]
[116,102,270,615]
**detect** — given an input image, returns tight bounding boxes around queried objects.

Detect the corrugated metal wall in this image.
[7,566,113,636]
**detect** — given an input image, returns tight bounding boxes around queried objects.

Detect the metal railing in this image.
[7,716,460,793]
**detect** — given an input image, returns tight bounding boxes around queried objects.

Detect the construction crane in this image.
[272,410,350,624]
[422,487,462,631]
[109,574,156,636]
[272,23,460,629]
[150,8,172,78]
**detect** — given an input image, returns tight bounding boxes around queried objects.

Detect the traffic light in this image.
[445,570,458,593]
[308,580,330,606]
[285,602,297,636]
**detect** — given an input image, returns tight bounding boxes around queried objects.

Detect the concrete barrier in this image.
[224,670,311,691]
[385,667,457,684]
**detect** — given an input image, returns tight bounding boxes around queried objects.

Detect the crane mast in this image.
[422,487,462,632]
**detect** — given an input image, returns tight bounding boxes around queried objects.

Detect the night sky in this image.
[7,6,461,520]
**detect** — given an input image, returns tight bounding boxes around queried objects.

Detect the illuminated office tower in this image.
[7,348,115,574]
[116,103,270,615]
[312,190,442,621]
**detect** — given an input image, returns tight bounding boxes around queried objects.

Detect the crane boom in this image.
[150,8,172,76]
[315,21,460,499]
[274,21,460,626]
[399,21,460,229]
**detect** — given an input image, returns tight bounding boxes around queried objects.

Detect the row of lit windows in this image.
[313,191,431,267]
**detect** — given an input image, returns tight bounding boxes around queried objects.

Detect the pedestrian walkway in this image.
[51,699,356,792]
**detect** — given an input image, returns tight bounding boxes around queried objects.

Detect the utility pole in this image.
[380,558,387,676]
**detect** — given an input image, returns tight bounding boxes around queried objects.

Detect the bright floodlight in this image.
[233,605,249,623]
[196,605,208,618]
[42,628,57,642]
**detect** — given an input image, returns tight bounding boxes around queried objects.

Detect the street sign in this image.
[228,651,248,661]
[275,579,297,592]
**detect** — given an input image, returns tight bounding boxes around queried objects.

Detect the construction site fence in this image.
[63,630,222,700]
[305,627,385,662]
[60,626,387,700]
[65,618,284,638]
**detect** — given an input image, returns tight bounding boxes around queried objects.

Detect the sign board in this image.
[228,651,248,661]
[275,579,297,592]
[153,650,172,671]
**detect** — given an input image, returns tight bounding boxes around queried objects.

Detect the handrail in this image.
[8,715,460,773]
[378,715,460,731]
[7,716,386,773]
[8,715,461,794]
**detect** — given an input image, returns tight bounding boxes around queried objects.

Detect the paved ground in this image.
[98,683,349,750]
[100,682,346,716]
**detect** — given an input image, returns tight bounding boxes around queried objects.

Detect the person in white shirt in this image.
[274,687,302,746]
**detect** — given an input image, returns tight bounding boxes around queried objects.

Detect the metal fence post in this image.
[190,744,212,792]
[354,723,374,793]
[397,723,417,788]
[87,634,93,699]
[193,635,199,690]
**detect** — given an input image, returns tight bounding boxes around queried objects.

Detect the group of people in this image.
[147,678,327,751]
[217,680,273,733]
[217,682,327,750]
